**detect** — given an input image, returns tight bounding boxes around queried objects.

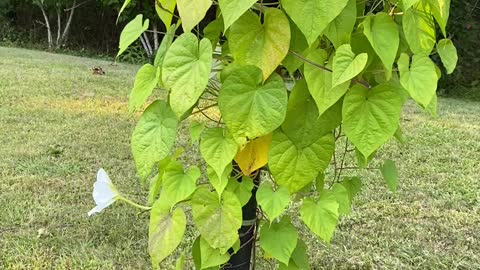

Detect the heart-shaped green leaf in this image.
[219,0,257,30]
[315,173,325,193]
[300,193,339,243]
[362,13,399,74]
[204,18,224,48]
[281,0,349,45]
[192,187,242,254]
[270,80,338,193]
[256,183,290,222]
[149,201,186,268]
[162,33,212,118]
[381,160,398,192]
[192,237,222,270]
[162,161,201,206]
[129,64,160,113]
[199,237,230,269]
[425,92,438,117]
[330,183,351,215]
[269,130,335,193]
[175,253,185,270]
[424,0,450,37]
[148,157,172,206]
[189,121,205,144]
[117,0,131,19]
[437,39,458,74]
[177,0,212,33]
[342,84,404,159]
[155,0,176,31]
[282,21,318,74]
[228,9,290,80]
[117,14,149,57]
[279,238,310,270]
[342,177,362,202]
[397,53,438,107]
[324,0,357,49]
[304,50,349,117]
[282,79,343,147]
[402,0,421,10]
[403,4,436,55]
[259,217,298,265]
[207,164,232,199]
[226,176,254,207]
[131,101,178,183]
[218,65,288,143]
[356,148,376,169]
[192,237,202,269]
[332,44,368,88]
[200,128,238,180]
[154,23,176,69]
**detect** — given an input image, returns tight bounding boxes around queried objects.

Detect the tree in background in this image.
[101,0,175,58]
[439,0,480,99]
[32,0,80,49]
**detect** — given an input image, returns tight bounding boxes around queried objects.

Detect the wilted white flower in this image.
[88,168,120,217]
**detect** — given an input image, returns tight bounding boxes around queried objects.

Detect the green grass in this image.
[1,46,479,269]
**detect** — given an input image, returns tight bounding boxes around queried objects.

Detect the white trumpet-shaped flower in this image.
[88,168,120,217]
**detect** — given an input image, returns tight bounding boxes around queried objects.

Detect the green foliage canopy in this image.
[101,0,457,268]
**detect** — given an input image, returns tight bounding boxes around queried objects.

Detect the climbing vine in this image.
[90,0,456,269]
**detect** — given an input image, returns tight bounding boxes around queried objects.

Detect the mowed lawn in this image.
[0,46,479,269]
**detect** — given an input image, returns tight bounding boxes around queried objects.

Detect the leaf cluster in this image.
[112,0,455,268]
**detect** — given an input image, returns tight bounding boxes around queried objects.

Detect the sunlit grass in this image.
[1,46,479,269]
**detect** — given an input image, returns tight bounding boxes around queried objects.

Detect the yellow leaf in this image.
[234,134,272,175]
[263,250,273,259]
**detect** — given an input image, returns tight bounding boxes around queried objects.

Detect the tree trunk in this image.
[224,167,260,270]
[139,35,151,58]
[142,32,154,58]
[38,4,53,49]
[58,0,76,48]
[56,8,62,46]
[153,23,159,51]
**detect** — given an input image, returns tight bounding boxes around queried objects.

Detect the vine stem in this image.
[119,196,152,211]
[336,138,350,182]
[342,166,380,171]
[238,234,256,251]
[239,223,256,237]
[191,103,218,115]
[289,51,371,89]
[332,126,343,184]
[369,0,384,13]
[332,138,338,184]
[289,50,331,72]
[197,108,222,124]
